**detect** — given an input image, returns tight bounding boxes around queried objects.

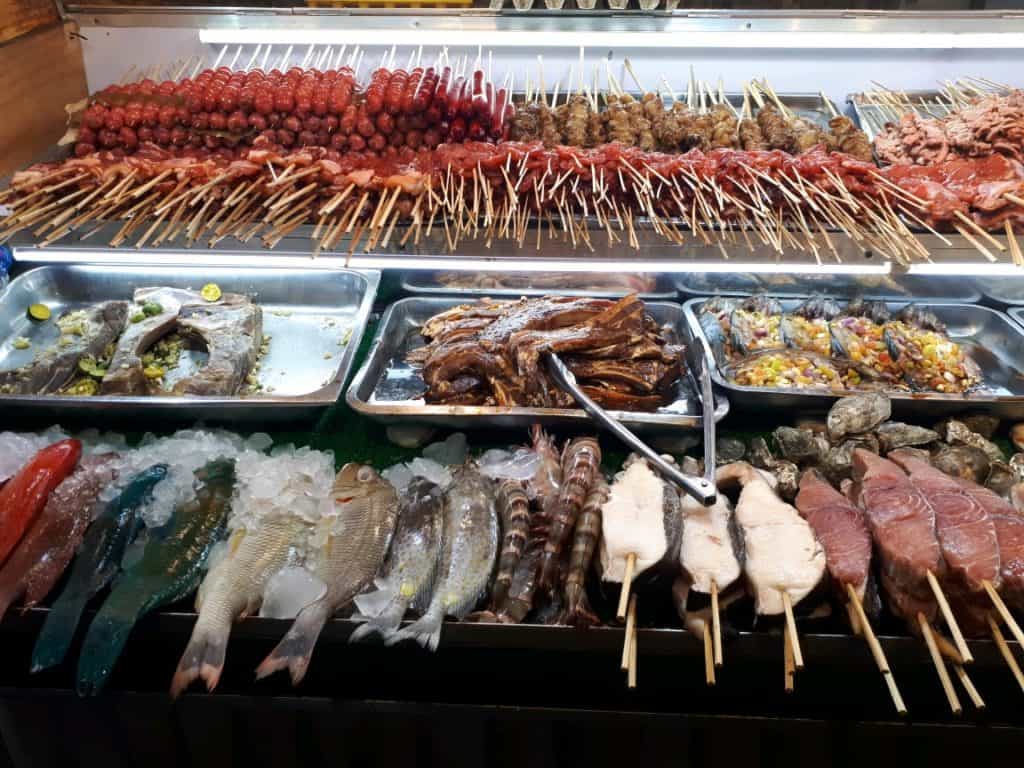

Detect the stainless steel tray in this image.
[675,272,980,303]
[849,90,955,143]
[347,297,729,432]
[0,264,379,423]
[400,270,677,300]
[683,297,1024,418]
[1006,307,1024,332]
[975,277,1024,308]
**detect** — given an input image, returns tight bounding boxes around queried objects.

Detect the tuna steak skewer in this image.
[889,449,1000,650]
[952,479,1024,646]
[538,437,601,590]
[794,469,906,714]
[715,462,826,673]
[849,449,975,713]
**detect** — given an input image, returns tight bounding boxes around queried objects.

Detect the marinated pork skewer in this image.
[716,462,827,677]
[795,469,906,715]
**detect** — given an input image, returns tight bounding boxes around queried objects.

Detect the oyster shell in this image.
[931,444,991,484]
[945,420,1005,463]
[875,422,940,453]
[986,460,1017,497]
[773,426,828,465]
[747,436,775,470]
[827,392,891,442]
[716,437,747,465]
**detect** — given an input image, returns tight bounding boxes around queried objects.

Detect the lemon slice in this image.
[200,283,222,302]
[27,303,51,321]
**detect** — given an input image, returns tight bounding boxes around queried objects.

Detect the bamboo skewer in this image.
[846,584,906,715]
[988,614,1024,694]
[620,593,636,671]
[710,579,723,668]
[919,613,962,715]
[703,623,716,686]
[616,552,637,621]
[926,570,973,663]
[627,619,637,690]
[954,664,985,710]
[983,580,1024,647]
[783,624,795,693]
[780,591,803,670]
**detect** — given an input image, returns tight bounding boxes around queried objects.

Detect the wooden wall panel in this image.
[0,22,87,177]
[0,0,58,46]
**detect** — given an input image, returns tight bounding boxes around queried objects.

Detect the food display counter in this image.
[2,2,1024,765]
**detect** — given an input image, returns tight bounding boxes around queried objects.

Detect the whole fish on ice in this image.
[256,463,398,684]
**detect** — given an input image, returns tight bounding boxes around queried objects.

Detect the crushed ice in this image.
[478,447,541,481]
[0,427,69,482]
[260,566,327,619]
[422,432,468,465]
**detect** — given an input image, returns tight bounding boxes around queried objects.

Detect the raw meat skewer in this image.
[795,469,905,715]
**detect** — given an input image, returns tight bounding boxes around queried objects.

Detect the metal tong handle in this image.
[545,352,717,506]
[695,347,717,487]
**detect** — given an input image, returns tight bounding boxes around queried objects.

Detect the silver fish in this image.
[350,478,445,642]
[171,514,312,697]
[172,298,263,396]
[0,302,128,394]
[255,464,398,684]
[101,288,217,395]
[396,464,498,651]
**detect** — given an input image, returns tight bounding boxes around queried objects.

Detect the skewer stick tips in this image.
[783,624,795,693]
[780,591,804,670]
[703,623,716,686]
[988,614,1024,694]
[919,613,962,715]
[927,570,973,664]
[984,579,1024,648]
[621,593,637,672]
[710,579,722,668]
[616,552,637,621]
[846,584,906,715]
[954,664,985,711]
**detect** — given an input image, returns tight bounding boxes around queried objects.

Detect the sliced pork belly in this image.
[850,449,942,625]
[795,469,872,605]
[716,462,825,617]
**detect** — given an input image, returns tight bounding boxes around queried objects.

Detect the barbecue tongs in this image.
[545,352,717,506]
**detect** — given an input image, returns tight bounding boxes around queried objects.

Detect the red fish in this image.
[0,440,82,566]
[0,454,117,621]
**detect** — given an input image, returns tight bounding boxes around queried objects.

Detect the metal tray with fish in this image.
[400,271,677,300]
[0,264,379,424]
[674,272,979,303]
[347,297,729,432]
[684,296,1024,418]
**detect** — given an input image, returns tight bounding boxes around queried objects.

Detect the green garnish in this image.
[142,301,163,317]
[78,356,108,378]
